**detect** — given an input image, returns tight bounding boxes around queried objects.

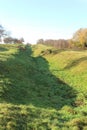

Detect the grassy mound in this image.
[0,44,87,129]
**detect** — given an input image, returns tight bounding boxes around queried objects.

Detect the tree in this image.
[0,25,9,43]
[0,25,7,42]
[37,39,44,44]
[4,37,19,44]
[12,38,19,44]
[73,28,87,48]
[19,37,24,43]
[0,25,4,37]
[4,37,13,44]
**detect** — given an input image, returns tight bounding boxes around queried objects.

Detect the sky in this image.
[0,0,87,44]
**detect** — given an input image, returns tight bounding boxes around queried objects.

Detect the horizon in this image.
[0,0,87,44]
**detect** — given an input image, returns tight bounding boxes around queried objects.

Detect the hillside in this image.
[0,44,87,130]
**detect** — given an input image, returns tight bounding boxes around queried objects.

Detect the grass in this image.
[0,43,87,129]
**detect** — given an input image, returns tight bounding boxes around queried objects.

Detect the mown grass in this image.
[0,44,87,130]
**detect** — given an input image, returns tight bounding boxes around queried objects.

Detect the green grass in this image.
[0,44,87,129]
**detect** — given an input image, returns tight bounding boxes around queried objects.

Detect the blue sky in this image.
[0,0,87,44]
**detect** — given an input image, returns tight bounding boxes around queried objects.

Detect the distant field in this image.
[0,44,87,130]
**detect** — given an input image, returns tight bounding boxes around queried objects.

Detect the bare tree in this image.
[0,25,7,43]
[37,39,44,44]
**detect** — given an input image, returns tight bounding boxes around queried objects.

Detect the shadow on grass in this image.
[64,56,87,70]
[41,49,67,56]
[0,45,77,109]
[0,45,8,52]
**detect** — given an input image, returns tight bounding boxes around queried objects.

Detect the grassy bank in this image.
[0,44,87,130]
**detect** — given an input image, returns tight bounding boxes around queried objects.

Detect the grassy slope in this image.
[0,44,87,130]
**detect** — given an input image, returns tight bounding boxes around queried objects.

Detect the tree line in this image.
[37,39,70,49]
[1,24,87,48]
[0,25,24,44]
[37,28,87,49]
